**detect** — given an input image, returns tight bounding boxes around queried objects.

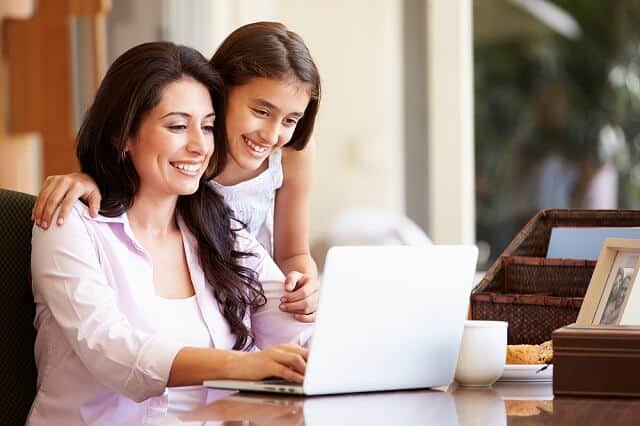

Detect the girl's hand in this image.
[280,271,320,323]
[228,344,308,383]
[32,172,101,228]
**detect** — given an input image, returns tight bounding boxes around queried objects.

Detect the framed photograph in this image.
[576,238,640,325]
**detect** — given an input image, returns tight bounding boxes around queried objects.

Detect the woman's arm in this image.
[32,205,308,401]
[273,141,321,322]
[172,231,315,385]
[168,344,308,386]
[32,172,102,227]
[171,231,313,385]
[31,205,183,401]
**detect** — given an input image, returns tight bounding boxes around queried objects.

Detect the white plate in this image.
[497,364,553,382]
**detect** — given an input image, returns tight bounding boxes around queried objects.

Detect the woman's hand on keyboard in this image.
[228,343,309,383]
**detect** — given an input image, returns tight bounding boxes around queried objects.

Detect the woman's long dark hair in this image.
[76,41,265,350]
[209,21,321,176]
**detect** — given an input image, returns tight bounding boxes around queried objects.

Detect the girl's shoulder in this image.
[280,142,314,185]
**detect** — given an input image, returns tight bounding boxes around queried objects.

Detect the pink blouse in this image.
[27,202,312,425]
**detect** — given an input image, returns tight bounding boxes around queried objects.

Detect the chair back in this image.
[0,188,37,424]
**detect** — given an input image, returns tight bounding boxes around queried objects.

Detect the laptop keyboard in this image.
[261,379,297,385]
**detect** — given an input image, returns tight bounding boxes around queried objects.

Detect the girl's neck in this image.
[127,191,179,238]
[214,155,269,186]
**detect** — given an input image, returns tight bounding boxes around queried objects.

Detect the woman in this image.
[32,22,321,322]
[28,41,312,425]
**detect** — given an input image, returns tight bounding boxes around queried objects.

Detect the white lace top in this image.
[209,150,283,255]
[150,295,212,414]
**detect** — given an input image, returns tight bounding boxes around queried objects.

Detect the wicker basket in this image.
[471,209,640,344]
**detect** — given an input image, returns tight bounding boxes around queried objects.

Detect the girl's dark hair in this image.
[76,41,265,350]
[209,21,321,175]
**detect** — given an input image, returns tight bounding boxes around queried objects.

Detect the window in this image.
[475,0,640,268]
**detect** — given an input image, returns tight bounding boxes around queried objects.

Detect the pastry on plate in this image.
[506,340,553,364]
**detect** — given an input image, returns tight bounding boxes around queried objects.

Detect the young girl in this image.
[29,41,312,425]
[31,22,321,322]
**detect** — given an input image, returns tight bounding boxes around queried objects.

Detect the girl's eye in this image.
[284,118,299,127]
[252,108,269,117]
[168,124,187,131]
[202,125,215,133]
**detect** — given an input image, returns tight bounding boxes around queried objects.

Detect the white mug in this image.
[455,320,508,387]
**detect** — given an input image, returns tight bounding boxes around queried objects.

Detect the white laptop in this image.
[204,245,478,396]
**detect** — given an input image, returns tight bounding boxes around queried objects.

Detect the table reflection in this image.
[173,383,554,426]
[141,381,640,425]
[180,389,456,425]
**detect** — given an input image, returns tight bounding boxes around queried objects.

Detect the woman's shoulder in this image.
[70,200,92,219]
[32,201,95,248]
[33,201,124,240]
[70,201,126,226]
[34,201,90,232]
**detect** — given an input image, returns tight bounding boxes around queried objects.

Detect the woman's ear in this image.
[120,138,133,162]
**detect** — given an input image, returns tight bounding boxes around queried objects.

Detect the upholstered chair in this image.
[0,188,37,424]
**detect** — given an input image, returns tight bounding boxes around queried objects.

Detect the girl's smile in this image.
[219,77,311,184]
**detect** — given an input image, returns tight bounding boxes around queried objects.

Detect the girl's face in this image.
[224,77,311,175]
[126,76,215,198]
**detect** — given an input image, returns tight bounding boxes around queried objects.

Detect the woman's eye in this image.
[202,125,215,133]
[284,118,299,127]
[168,124,187,131]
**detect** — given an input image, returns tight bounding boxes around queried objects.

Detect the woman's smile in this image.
[169,161,206,176]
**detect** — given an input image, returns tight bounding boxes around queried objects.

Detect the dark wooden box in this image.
[553,324,640,397]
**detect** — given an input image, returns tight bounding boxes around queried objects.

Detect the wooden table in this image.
[146,382,640,425]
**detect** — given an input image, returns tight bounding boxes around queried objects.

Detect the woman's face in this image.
[126,76,215,198]
[224,77,311,174]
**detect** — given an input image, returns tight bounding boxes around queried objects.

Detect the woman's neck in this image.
[127,192,179,238]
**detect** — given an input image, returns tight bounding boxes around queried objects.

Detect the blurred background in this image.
[3,0,640,271]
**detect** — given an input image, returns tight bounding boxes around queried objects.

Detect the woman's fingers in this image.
[267,347,308,383]
[266,345,309,381]
[272,362,305,383]
[278,343,309,358]
[233,345,308,383]
[274,355,306,377]
[273,347,308,372]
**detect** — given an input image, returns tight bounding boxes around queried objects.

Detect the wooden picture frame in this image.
[576,238,640,325]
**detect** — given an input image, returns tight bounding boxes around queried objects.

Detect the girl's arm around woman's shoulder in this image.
[31,202,184,402]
